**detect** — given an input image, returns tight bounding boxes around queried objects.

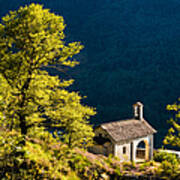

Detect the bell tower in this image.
[133,102,144,120]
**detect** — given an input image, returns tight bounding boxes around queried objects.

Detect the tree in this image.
[163,100,180,148]
[0,3,95,178]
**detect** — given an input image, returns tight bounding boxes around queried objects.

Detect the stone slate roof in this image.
[99,119,157,143]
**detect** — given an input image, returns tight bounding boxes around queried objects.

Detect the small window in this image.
[123,146,126,154]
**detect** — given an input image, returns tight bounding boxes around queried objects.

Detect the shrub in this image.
[154,150,179,165]
[154,151,180,179]
[156,160,180,180]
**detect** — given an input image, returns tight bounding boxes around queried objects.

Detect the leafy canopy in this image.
[0,4,95,179]
[0,3,96,178]
[0,3,95,146]
[164,100,180,148]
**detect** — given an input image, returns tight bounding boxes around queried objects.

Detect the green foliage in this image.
[0,128,81,179]
[154,150,179,164]
[104,154,115,165]
[139,164,146,171]
[0,2,95,147]
[154,151,180,180]
[153,101,180,179]
[138,161,154,172]
[0,3,96,179]
[122,161,136,171]
[68,152,99,179]
[155,160,180,180]
[163,101,180,148]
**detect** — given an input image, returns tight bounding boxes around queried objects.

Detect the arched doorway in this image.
[136,140,149,161]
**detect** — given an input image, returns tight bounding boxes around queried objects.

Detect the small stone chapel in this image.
[89,102,157,162]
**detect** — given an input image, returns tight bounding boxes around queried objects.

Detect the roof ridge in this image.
[100,118,138,126]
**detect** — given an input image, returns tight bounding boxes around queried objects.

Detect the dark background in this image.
[1,0,180,149]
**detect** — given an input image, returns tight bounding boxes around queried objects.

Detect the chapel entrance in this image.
[136,140,149,161]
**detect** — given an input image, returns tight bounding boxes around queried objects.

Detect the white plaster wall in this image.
[132,135,153,161]
[113,134,154,162]
[149,134,154,160]
[114,143,131,161]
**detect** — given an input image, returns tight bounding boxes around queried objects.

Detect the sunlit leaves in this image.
[164,102,180,147]
[0,3,95,179]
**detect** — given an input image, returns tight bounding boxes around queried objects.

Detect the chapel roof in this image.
[98,118,157,143]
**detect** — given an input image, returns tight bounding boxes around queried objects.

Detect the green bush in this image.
[154,150,179,165]
[154,150,180,179]
[156,160,180,180]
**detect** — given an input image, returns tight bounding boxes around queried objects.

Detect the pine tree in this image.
[0,3,95,178]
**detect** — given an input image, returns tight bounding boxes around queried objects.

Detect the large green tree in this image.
[164,101,180,148]
[0,3,95,179]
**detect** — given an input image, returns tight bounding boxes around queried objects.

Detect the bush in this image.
[154,150,179,165]
[156,160,180,180]
[122,161,136,171]
[154,150,180,179]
